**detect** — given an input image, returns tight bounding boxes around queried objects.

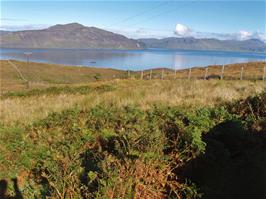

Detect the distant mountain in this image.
[0,23,145,50]
[139,37,266,53]
[1,23,265,53]
[0,30,11,36]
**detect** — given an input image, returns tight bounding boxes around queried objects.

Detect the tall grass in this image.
[1,79,265,125]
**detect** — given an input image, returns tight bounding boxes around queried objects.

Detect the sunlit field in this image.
[1,78,265,125]
[0,60,265,198]
[1,0,266,197]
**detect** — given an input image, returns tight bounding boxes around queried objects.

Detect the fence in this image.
[7,59,266,91]
[125,64,266,81]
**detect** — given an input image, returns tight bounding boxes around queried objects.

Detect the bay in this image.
[1,48,265,70]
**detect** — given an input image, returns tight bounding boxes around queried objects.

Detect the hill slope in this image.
[0,78,265,198]
[139,37,266,53]
[1,60,265,92]
[0,23,145,50]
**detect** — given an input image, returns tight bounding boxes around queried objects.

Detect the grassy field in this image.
[0,60,266,199]
[0,60,127,92]
[1,79,266,125]
[1,60,265,92]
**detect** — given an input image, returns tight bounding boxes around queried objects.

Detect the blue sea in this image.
[0,48,265,70]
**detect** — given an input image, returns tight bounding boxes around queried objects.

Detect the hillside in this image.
[0,74,266,198]
[139,37,266,53]
[1,60,265,92]
[1,59,266,199]
[0,30,11,36]
[0,23,145,50]
[0,60,129,92]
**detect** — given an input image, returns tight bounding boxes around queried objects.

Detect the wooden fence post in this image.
[204,67,208,80]
[150,69,152,80]
[128,70,130,79]
[141,70,144,80]
[188,68,192,80]
[174,69,177,79]
[221,65,225,80]
[263,66,265,81]
[161,69,164,80]
[240,66,244,80]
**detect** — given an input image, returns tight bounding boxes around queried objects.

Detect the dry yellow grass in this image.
[154,61,266,80]
[1,60,265,125]
[0,60,126,92]
[1,60,265,93]
[1,79,265,125]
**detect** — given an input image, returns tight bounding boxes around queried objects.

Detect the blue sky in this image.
[1,0,265,40]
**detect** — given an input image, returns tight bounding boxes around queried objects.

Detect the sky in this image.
[1,0,266,41]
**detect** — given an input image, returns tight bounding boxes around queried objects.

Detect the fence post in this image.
[204,67,208,80]
[150,69,152,80]
[263,66,265,81]
[174,69,177,79]
[188,68,192,80]
[221,65,225,80]
[141,70,144,80]
[161,69,164,80]
[240,66,244,80]
[128,70,130,79]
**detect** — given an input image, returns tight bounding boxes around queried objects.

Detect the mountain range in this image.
[0,23,144,50]
[139,37,266,53]
[0,30,11,36]
[1,23,265,52]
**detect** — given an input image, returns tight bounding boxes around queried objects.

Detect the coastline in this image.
[1,48,265,70]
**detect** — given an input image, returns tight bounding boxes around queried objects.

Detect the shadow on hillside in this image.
[182,120,266,199]
[0,178,23,199]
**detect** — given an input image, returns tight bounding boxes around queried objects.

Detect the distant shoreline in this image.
[1,47,266,55]
[1,48,265,71]
[1,59,265,72]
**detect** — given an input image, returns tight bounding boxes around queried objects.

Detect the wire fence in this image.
[125,64,266,81]
[7,60,266,90]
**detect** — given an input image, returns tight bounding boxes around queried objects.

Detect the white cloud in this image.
[235,30,266,41]
[174,23,266,42]
[175,23,193,37]
[110,26,266,42]
[237,30,252,40]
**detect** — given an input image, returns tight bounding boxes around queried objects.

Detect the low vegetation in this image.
[0,60,265,198]
[1,92,265,198]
